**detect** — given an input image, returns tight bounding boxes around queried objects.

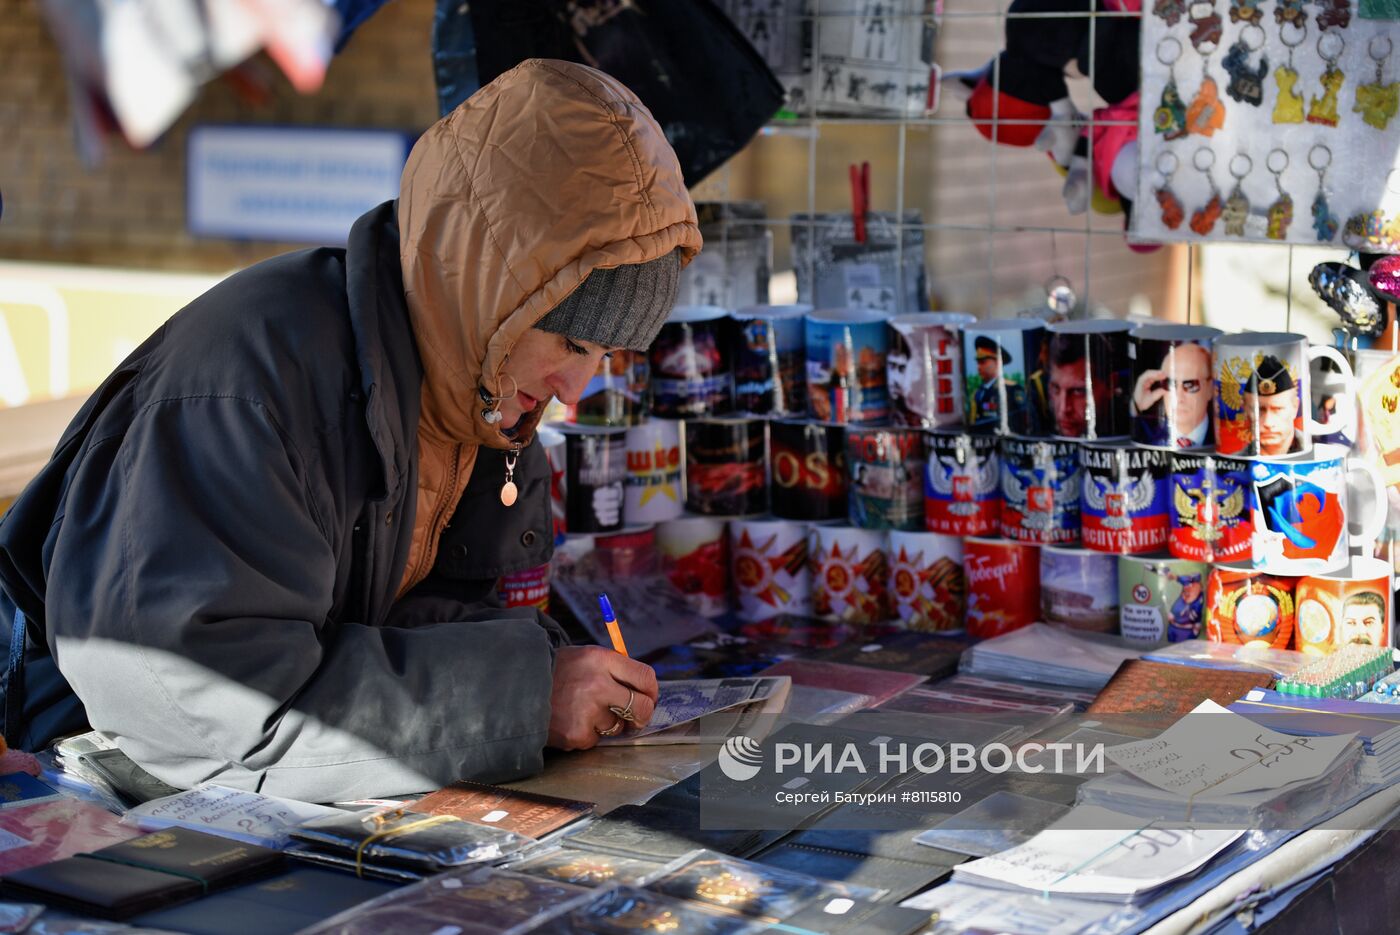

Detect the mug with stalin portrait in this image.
[1212,332,1357,458]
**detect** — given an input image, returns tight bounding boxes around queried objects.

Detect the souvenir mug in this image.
[729,517,812,622]
[650,305,733,418]
[570,350,650,427]
[887,312,976,429]
[846,427,925,531]
[804,308,890,425]
[1079,441,1170,554]
[1118,555,1209,643]
[656,515,730,617]
[999,436,1081,545]
[769,419,848,521]
[555,423,626,534]
[962,318,1049,435]
[1295,557,1394,654]
[1040,545,1119,633]
[923,431,1000,536]
[1206,565,1297,650]
[810,525,889,625]
[538,424,567,543]
[964,537,1041,638]
[685,417,767,517]
[1129,324,1222,449]
[1045,319,1131,440]
[887,530,964,631]
[623,419,684,524]
[731,304,810,416]
[1246,444,1387,575]
[1212,331,1356,457]
[1169,452,1253,563]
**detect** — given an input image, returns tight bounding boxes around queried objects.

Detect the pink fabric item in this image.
[1088,92,1140,201]
[0,749,43,777]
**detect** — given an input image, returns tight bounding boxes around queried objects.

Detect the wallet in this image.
[77,748,181,808]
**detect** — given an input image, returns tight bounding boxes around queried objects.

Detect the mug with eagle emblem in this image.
[1169,452,1253,563]
[1080,441,1170,553]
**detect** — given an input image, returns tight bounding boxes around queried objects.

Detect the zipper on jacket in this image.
[411,442,463,587]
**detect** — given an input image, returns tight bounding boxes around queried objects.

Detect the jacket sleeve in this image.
[45,396,554,802]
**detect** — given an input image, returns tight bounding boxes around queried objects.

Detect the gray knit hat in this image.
[534,250,681,351]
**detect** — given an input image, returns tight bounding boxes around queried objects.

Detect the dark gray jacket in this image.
[0,203,563,801]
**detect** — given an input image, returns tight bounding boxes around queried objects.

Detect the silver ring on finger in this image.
[609,689,637,723]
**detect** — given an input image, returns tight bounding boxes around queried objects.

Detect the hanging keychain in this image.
[1190,147,1224,236]
[1155,0,1188,25]
[1223,153,1252,237]
[1229,0,1262,24]
[1316,0,1351,30]
[1265,148,1294,241]
[1188,0,1224,53]
[1307,31,1346,127]
[1274,23,1307,124]
[1156,151,1186,230]
[1355,35,1399,130]
[1309,144,1339,242]
[1223,24,1269,106]
[1155,38,1189,140]
[1275,0,1307,26]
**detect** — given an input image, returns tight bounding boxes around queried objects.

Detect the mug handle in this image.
[1347,458,1389,550]
[1307,346,1357,443]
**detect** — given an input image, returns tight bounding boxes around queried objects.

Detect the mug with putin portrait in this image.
[1130,325,1221,450]
[1045,320,1131,440]
[1213,332,1358,458]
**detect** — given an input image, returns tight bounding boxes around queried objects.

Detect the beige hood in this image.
[399,58,703,449]
[394,59,701,596]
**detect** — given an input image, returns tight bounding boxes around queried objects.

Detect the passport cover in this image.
[294,867,589,935]
[291,809,528,872]
[1086,660,1273,717]
[0,773,61,810]
[0,855,200,919]
[757,660,926,707]
[509,848,668,888]
[750,843,953,904]
[781,898,936,935]
[96,827,285,889]
[561,804,770,861]
[408,781,592,839]
[132,866,400,935]
[77,749,181,808]
[0,799,139,874]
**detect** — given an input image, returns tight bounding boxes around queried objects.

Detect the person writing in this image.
[0,60,701,801]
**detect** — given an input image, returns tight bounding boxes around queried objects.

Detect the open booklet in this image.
[599,677,791,746]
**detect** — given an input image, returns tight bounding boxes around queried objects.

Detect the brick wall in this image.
[1,0,1177,316]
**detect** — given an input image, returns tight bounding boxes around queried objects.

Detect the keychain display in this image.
[1355,36,1398,130]
[1155,38,1189,140]
[1137,0,1400,247]
[1309,144,1340,241]
[1222,153,1252,237]
[1189,148,1224,235]
[1273,23,1307,124]
[1265,148,1294,240]
[1223,24,1268,106]
[1155,152,1186,229]
[1306,31,1345,127]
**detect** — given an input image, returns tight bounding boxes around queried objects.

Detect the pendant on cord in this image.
[501,448,520,507]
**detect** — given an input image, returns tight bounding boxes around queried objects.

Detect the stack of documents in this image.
[959,623,1143,691]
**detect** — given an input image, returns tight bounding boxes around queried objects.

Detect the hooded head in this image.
[398,59,702,449]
